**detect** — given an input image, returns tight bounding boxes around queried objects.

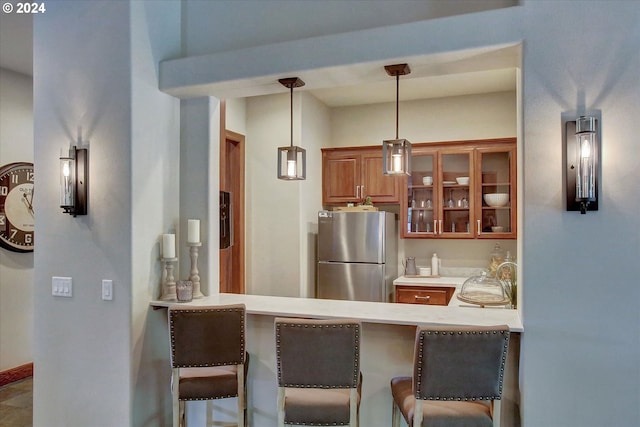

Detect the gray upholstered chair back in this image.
[169,304,246,368]
[414,324,510,401]
[275,318,361,389]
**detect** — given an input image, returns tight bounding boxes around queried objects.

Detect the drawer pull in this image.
[414,295,431,301]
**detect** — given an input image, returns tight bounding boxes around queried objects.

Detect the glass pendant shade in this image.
[383,138,411,175]
[575,116,596,202]
[277,145,306,180]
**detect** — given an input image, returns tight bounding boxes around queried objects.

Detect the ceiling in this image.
[0,13,517,107]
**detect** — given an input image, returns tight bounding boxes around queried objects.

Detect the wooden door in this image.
[219,129,245,294]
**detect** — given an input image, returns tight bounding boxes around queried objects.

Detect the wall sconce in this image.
[383,63,412,176]
[60,146,88,216]
[565,116,598,214]
[277,77,306,180]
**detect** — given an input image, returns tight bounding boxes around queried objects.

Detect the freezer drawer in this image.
[317,261,386,302]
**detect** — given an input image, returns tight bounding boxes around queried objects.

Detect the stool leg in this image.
[392,400,401,427]
[237,366,245,427]
[277,387,285,427]
[172,369,180,427]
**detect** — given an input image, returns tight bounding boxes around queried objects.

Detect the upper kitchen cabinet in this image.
[475,142,517,238]
[322,146,401,205]
[401,138,516,239]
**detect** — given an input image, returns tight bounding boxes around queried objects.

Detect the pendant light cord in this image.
[290,85,294,148]
[395,74,399,139]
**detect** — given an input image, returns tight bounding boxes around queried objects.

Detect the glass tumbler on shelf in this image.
[447,189,454,208]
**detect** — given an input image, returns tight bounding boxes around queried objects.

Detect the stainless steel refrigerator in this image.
[317,210,397,302]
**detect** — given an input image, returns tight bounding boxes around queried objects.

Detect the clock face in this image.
[0,162,34,253]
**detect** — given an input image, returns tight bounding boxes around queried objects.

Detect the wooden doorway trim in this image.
[220,102,246,294]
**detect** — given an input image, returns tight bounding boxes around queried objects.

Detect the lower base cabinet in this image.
[394,285,455,306]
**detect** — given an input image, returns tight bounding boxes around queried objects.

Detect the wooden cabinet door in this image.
[361,152,401,203]
[475,143,517,239]
[438,147,474,238]
[322,152,360,204]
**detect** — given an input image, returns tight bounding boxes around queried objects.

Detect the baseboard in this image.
[0,362,33,386]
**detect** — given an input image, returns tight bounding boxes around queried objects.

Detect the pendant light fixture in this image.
[277,77,306,180]
[382,63,412,176]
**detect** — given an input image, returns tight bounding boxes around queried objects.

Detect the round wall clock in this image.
[0,162,34,252]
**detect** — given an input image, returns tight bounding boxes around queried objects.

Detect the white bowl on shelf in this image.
[491,226,505,232]
[456,177,469,185]
[484,193,509,207]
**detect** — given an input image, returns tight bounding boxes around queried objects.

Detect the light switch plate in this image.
[52,276,72,297]
[102,280,113,301]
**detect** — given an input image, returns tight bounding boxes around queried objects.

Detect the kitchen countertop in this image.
[393,275,468,287]
[150,291,522,332]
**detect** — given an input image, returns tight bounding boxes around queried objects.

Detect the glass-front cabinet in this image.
[406,150,436,235]
[475,145,516,238]
[401,139,516,239]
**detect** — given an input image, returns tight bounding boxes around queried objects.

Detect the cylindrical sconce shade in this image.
[59,146,88,216]
[60,156,75,210]
[383,138,411,175]
[575,116,596,202]
[278,145,306,180]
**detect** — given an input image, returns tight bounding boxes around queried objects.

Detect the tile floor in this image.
[0,377,32,427]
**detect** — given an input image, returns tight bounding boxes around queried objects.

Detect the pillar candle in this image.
[162,234,175,258]
[187,219,200,243]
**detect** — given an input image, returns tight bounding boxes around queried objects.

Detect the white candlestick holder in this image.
[188,242,203,298]
[161,257,178,301]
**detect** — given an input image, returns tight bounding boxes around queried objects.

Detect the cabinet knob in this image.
[414,295,431,301]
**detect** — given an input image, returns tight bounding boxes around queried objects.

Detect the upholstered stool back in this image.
[275,318,362,426]
[168,304,247,427]
[391,324,510,427]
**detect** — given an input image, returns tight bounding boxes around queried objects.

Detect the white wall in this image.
[299,92,329,297]
[0,68,33,372]
[331,91,516,146]
[182,0,517,57]
[130,1,181,425]
[245,92,326,297]
[33,1,180,425]
[519,2,640,425]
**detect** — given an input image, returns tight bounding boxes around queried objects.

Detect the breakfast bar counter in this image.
[151,292,522,331]
[151,294,522,426]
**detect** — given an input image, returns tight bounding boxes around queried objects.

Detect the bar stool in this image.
[168,304,248,427]
[275,318,362,427]
[391,324,510,427]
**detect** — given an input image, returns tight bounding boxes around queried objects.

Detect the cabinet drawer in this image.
[395,286,455,306]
